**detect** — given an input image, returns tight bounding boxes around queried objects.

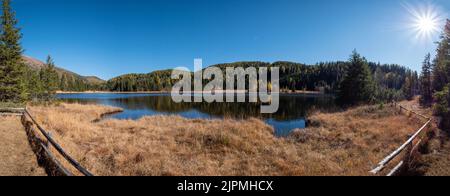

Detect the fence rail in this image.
[370,103,432,176]
[0,108,25,116]
[2,106,94,176]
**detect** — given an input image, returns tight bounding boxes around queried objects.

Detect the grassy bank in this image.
[28,103,421,176]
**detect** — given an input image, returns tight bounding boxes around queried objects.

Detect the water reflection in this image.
[57,93,336,137]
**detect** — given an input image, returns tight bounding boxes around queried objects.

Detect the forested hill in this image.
[106,61,418,101]
[23,56,105,91]
[106,70,175,92]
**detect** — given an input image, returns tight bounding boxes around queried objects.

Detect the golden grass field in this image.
[28,103,422,176]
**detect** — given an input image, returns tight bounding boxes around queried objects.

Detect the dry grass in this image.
[416,131,450,176]
[28,103,421,176]
[291,104,422,175]
[398,97,450,176]
[0,116,46,176]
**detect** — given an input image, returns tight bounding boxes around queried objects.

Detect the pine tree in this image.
[26,67,43,100]
[432,19,450,92]
[402,72,414,100]
[40,55,59,100]
[60,73,67,91]
[338,50,376,105]
[420,53,433,106]
[432,20,450,130]
[0,0,26,102]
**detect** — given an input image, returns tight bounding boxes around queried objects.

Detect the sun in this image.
[416,15,438,34]
[413,12,440,39]
[404,3,443,41]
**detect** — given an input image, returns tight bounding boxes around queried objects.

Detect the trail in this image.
[0,116,45,176]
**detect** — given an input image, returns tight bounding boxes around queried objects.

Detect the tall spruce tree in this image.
[420,53,433,105]
[402,70,417,101]
[433,20,450,129]
[0,0,26,102]
[432,19,450,92]
[338,50,376,105]
[40,55,59,100]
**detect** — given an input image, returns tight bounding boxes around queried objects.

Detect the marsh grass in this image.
[29,103,421,176]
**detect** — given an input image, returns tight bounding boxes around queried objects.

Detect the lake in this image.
[57,93,336,137]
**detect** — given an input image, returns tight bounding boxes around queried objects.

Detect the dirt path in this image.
[0,116,46,176]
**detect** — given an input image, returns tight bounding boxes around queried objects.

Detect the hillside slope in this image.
[22,56,105,85]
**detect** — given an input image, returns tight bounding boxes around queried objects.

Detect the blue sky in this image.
[14,0,450,80]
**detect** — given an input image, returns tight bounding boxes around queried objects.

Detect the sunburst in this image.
[404,3,444,41]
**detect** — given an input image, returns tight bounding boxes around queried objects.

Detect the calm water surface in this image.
[57,93,336,137]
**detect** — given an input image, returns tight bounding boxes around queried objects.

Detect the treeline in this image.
[58,72,102,92]
[106,70,174,91]
[105,59,418,104]
[25,56,104,99]
[0,0,98,103]
[420,19,450,130]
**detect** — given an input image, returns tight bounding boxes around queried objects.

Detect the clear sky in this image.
[13,0,450,80]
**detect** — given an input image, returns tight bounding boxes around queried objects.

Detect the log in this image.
[0,108,25,113]
[23,109,94,176]
[370,119,431,174]
[387,161,404,176]
[0,113,23,117]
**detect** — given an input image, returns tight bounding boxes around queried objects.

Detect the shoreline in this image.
[56,90,330,96]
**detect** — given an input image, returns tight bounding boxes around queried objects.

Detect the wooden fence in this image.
[1,107,93,176]
[370,103,433,176]
[2,103,433,177]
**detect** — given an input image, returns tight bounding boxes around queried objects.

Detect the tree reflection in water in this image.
[58,93,337,137]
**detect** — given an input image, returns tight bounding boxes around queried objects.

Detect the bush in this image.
[434,85,450,130]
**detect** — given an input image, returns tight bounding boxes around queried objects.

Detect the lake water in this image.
[57,93,336,137]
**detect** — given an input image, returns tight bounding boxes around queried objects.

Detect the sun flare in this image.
[416,15,438,33]
[405,3,443,41]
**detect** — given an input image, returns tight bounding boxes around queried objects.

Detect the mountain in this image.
[22,56,105,85]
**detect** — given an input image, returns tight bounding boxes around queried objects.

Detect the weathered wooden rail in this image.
[22,108,94,176]
[1,107,93,176]
[0,108,25,116]
[370,103,432,176]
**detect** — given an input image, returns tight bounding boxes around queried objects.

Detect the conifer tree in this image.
[338,50,376,105]
[432,20,450,129]
[420,53,433,105]
[0,0,26,102]
[402,71,415,101]
[432,19,450,92]
[40,55,59,100]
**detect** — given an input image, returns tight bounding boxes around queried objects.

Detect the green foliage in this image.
[433,85,449,116]
[402,70,419,101]
[432,19,450,130]
[38,55,59,100]
[434,85,450,129]
[432,20,450,92]
[338,50,376,105]
[25,66,43,100]
[0,0,26,103]
[105,59,414,99]
[106,70,175,91]
[420,53,433,105]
